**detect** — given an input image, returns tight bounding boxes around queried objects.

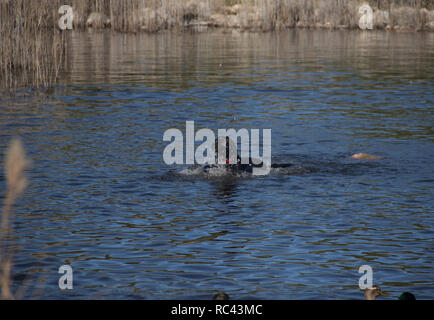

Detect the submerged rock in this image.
[351,153,383,160]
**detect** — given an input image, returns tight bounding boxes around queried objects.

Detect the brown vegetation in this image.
[1,0,434,89]
[0,0,67,89]
[66,0,434,32]
[0,139,30,299]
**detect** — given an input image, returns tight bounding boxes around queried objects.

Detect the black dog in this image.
[203,137,291,175]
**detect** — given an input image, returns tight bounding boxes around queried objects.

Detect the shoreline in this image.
[79,2,434,33]
[2,0,434,90]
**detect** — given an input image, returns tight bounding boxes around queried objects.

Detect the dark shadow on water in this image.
[213,178,238,204]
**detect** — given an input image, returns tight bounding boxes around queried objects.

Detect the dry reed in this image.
[0,0,67,90]
[0,138,30,299]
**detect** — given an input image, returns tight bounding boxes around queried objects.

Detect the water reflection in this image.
[214,178,238,203]
[63,29,434,89]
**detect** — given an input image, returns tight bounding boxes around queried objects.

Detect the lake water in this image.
[0,29,433,299]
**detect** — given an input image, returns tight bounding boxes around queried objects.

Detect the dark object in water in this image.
[398,292,416,300]
[213,291,230,300]
[203,137,292,174]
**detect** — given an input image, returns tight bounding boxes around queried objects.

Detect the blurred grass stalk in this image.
[0,139,30,299]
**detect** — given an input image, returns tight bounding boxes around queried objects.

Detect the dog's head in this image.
[214,136,238,165]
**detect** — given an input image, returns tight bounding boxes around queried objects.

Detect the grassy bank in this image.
[1,0,434,89]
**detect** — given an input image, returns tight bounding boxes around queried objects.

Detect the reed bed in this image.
[1,0,434,88]
[0,0,68,90]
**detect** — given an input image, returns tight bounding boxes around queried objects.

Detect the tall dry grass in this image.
[1,0,433,89]
[0,138,30,299]
[0,0,67,90]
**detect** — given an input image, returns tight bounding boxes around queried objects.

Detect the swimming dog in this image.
[202,136,291,175]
